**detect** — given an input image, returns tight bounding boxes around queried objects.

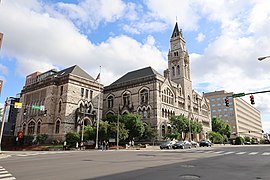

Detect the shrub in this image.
[65,132,80,148]
[36,134,48,144]
[235,136,244,145]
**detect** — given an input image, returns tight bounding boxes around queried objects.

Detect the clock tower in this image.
[168,22,193,109]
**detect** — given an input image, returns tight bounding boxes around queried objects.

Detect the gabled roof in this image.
[57,65,95,81]
[171,22,180,38]
[110,66,161,86]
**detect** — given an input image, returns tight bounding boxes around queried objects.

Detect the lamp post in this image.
[258,55,270,61]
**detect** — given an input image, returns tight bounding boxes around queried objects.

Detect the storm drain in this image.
[179,174,200,179]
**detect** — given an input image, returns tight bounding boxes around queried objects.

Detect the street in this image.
[1,145,270,180]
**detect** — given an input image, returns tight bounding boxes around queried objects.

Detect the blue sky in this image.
[1,0,270,132]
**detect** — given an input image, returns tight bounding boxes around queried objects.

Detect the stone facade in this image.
[15,65,103,141]
[103,23,212,140]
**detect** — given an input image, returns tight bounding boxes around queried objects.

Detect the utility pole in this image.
[95,66,101,149]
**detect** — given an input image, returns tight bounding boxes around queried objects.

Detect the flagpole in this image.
[95,66,101,149]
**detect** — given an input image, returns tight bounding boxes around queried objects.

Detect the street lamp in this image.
[258,55,270,61]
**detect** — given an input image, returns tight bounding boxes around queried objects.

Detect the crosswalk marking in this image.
[0,166,16,180]
[262,152,270,155]
[236,152,246,155]
[214,151,225,154]
[249,152,258,155]
[15,151,71,157]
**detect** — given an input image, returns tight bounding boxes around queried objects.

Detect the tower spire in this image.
[171,22,180,38]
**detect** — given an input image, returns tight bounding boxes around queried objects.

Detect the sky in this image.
[1,0,270,132]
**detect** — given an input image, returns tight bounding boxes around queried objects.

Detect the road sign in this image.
[232,93,245,98]
[32,105,40,110]
[14,102,22,109]
[18,131,23,138]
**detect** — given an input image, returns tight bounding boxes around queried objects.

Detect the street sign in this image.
[32,105,40,110]
[14,102,22,109]
[40,105,45,111]
[232,93,245,98]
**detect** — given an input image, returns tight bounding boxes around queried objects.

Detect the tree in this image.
[65,132,80,148]
[140,125,158,141]
[121,113,145,139]
[108,121,129,141]
[212,117,232,137]
[208,131,224,144]
[169,115,202,140]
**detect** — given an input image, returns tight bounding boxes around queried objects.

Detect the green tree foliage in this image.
[65,132,80,148]
[212,117,232,137]
[140,125,158,141]
[84,125,96,141]
[36,134,48,144]
[244,136,251,142]
[169,115,203,140]
[235,136,244,145]
[121,113,145,139]
[209,131,224,144]
[108,121,129,141]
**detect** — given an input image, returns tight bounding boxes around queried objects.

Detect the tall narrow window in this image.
[90,90,93,99]
[177,65,180,75]
[55,120,60,134]
[60,86,63,96]
[161,125,166,137]
[85,89,89,98]
[28,121,35,135]
[123,92,130,106]
[81,88,84,97]
[58,101,62,113]
[172,66,175,76]
[108,96,114,108]
[37,122,41,134]
[140,89,148,104]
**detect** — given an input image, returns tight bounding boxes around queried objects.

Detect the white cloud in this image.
[196,33,205,42]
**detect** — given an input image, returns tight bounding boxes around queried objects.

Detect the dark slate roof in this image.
[110,66,161,86]
[171,22,180,38]
[57,65,95,81]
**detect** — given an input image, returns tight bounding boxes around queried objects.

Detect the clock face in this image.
[173,44,178,49]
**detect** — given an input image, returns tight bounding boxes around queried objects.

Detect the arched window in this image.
[177,65,180,75]
[55,120,60,134]
[108,96,114,108]
[172,66,175,76]
[28,121,35,135]
[37,122,41,134]
[123,92,130,106]
[140,89,149,104]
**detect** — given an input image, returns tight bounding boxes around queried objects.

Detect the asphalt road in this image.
[1,145,270,180]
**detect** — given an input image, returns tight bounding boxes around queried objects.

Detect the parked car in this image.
[244,141,251,145]
[199,140,212,147]
[172,141,192,149]
[190,141,199,148]
[160,141,176,149]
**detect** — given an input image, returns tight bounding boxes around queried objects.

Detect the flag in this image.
[0,32,3,50]
[0,79,3,95]
[95,73,100,81]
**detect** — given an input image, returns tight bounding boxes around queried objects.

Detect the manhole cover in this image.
[179,174,200,179]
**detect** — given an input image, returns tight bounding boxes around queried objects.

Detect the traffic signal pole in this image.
[231,90,270,98]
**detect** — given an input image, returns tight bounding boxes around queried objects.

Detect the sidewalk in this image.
[0,152,11,159]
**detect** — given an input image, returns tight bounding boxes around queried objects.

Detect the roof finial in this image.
[176,16,178,22]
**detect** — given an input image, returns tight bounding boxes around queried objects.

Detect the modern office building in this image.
[204,90,262,139]
[102,22,212,140]
[15,65,103,141]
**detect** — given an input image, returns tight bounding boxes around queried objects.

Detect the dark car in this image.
[199,140,212,147]
[172,141,192,149]
[160,141,176,149]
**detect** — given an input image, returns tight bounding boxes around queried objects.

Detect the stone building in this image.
[204,90,263,140]
[103,23,212,140]
[15,65,103,141]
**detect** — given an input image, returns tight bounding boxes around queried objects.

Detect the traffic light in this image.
[44,109,47,116]
[224,97,229,107]
[250,95,255,105]
[248,131,251,133]
[23,108,27,116]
